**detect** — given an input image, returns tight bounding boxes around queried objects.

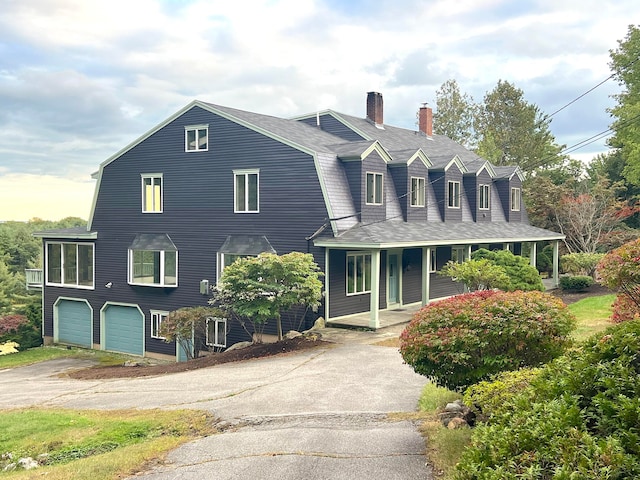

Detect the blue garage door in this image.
[103,305,144,356]
[56,299,92,348]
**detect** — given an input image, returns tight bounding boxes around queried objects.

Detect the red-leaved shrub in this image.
[399,290,576,391]
[597,238,640,323]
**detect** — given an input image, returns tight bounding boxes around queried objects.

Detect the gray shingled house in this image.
[33,92,563,360]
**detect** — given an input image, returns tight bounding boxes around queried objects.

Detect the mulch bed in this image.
[64,284,614,380]
[549,282,614,305]
[65,336,329,380]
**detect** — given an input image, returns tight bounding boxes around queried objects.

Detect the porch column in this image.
[369,249,381,329]
[529,242,537,268]
[466,244,472,261]
[422,247,430,306]
[552,240,560,287]
[324,248,330,321]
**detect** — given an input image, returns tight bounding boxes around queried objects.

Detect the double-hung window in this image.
[479,184,490,210]
[511,187,521,211]
[150,310,168,339]
[366,172,383,205]
[410,177,425,207]
[185,125,208,151]
[206,317,227,347]
[448,180,461,208]
[234,169,259,213]
[46,242,94,288]
[142,174,163,213]
[347,252,371,295]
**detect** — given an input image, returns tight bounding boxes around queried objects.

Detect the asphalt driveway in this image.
[0,328,431,479]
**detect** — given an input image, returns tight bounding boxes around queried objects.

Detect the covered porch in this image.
[326,302,423,330]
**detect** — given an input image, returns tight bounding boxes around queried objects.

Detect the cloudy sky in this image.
[0,0,636,221]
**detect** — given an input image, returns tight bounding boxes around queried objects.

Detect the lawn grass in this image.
[568,294,616,343]
[0,408,216,479]
[0,346,143,370]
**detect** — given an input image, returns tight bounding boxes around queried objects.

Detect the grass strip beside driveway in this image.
[0,408,217,479]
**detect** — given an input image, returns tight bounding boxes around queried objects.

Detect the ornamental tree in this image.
[439,258,510,291]
[159,306,225,360]
[214,252,323,342]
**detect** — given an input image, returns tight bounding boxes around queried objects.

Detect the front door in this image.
[388,253,399,305]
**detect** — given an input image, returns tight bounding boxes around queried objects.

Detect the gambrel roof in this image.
[84,99,561,244]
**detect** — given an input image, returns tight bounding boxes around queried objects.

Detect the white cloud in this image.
[0,0,638,220]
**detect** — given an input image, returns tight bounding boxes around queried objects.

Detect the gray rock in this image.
[225,341,253,352]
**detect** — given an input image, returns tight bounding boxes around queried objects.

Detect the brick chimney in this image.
[366,92,383,125]
[419,105,433,136]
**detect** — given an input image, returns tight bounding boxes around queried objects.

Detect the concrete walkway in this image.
[0,326,431,479]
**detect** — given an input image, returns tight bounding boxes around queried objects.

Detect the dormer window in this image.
[185,125,208,151]
[410,177,425,207]
[511,187,521,211]
[447,181,460,208]
[366,172,383,205]
[479,184,490,210]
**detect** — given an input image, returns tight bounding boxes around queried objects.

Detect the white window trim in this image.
[511,187,521,211]
[346,251,372,296]
[448,181,461,208]
[479,184,490,210]
[150,310,169,339]
[410,176,426,207]
[365,172,383,205]
[141,173,163,214]
[45,241,95,290]
[233,169,260,213]
[206,317,227,347]
[430,249,437,273]
[185,124,209,152]
[128,249,179,288]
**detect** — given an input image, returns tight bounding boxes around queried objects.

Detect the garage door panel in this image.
[57,300,92,348]
[103,305,144,356]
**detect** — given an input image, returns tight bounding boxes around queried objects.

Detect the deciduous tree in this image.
[433,79,477,148]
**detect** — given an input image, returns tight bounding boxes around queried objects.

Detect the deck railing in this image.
[25,269,43,290]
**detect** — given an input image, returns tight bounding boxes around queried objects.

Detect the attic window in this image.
[366,172,383,205]
[479,184,490,210]
[447,181,460,209]
[511,187,521,211]
[185,125,208,151]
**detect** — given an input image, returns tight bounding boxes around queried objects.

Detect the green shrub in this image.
[439,258,510,291]
[471,248,544,291]
[462,367,541,421]
[399,290,575,391]
[536,244,554,276]
[559,275,594,291]
[561,252,605,277]
[455,320,640,479]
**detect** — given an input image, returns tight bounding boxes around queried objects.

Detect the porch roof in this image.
[313,220,564,249]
